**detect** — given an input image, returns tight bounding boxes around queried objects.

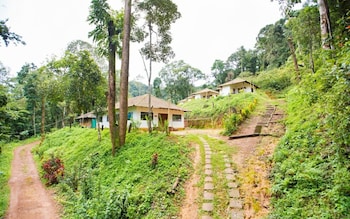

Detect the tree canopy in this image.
[159,60,204,103]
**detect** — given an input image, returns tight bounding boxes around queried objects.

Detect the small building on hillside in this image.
[218,78,258,96]
[192,88,219,100]
[100,94,188,130]
[76,112,97,128]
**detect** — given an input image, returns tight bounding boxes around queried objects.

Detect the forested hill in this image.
[266,1,350,217]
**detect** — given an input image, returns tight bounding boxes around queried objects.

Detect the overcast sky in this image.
[0,0,288,84]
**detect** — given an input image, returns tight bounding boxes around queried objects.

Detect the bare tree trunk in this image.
[62,105,65,128]
[287,37,300,81]
[318,0,332,49]
[108,20,117,156]
[119,0,132,147]
[40,96,46,142]
[147,22,153,133]
[33,105,36,136]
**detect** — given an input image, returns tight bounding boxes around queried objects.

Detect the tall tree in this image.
[255,19,290,70]
[88,0,123,156]
[287,6,321,73]
[66,40,108,73]
[273,0,350,50]
[152,77,163,98]
[17,63,38,135]
[58,51,106,113]
[136,0,181,133]
[318,0,332,49]
[119,0,132,146]
[211,59,227,87]
[28,66,52,141]
[159,60,204,104]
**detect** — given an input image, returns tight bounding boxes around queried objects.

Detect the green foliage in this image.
[0,19,25,47]
[244,67,294,94]
[222,99,257,135]
[270,43,350,218]
[34,127,192,218]
[137,0,181,64]
[256,19,290,70]
[159,60,205,103]
[58,50,107,113]
[129,80,148,97]
[222,113,242,135]
[226,46,259,76]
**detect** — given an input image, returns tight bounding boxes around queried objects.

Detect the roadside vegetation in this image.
[270,46,350,218]
[33,127,192,218]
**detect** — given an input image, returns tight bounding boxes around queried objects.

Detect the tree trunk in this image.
[119,0,132,146]
[318,0,332,49]
[287,37,300,81]
[147,22,153,134]
[33,105,36,136]
[62,106,65,128]
[40,96,46,142]
[108,20,117,156]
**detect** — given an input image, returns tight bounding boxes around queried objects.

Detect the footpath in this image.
[196,104,283,219]
[6,141,60,219]
[199,137,243,219]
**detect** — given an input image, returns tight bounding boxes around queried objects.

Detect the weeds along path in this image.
[6,141,60,219]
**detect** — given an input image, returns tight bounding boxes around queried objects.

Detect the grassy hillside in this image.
[270,47,350,218]
[180,92,265,134]
[34,128,192,218]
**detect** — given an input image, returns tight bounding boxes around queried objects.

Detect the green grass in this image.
[180,92,265,134]
[181,92,260,120]
[270,49,350,218]
[33,127,193,218]
[0,137,39,217]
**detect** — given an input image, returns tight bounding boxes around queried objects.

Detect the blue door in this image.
[91,118,96,128]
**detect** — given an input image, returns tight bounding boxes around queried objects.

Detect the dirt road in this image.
[6,141,60,219]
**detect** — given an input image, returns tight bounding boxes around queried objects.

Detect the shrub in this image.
[42,155,64,185]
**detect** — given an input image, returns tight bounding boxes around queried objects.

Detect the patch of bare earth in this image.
[239,107,285,219]
[6,142,60,219]
[179,142,201,219]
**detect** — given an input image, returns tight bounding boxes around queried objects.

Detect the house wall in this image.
[220,86,231,96]
[99,106,185,130]
[194,94,202,99]
[79,119,92,128]
[195,92,218,99]
[220,82,257,96]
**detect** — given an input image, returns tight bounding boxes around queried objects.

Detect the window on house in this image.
[172,114,182,122]
[141,112,153,120]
